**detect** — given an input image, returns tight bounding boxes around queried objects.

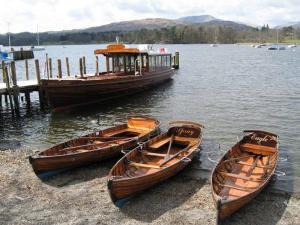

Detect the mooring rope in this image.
[274,170,286,177]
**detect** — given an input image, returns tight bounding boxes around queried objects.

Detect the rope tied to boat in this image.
[274,170,286,177]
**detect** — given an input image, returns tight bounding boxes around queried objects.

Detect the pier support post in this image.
[66,57,70,76]
[2,62,14,114]
[57,59,62,78]
[79,58,83,78]
[25,60,29,80]
[35,59,44,109]
[10,61,20,114]
[46,54,49,79]
[95,56,99,75]
[83,56,86,74]
[106,56,110,72]
[25,92,31,110]
[49,58,52,78]
[173,51,179,69]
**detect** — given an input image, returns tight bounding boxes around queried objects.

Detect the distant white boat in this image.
[268,30,285,50]
[268,45,285,50]
[287,44,297,48]
[30,46,45,51]
[210,44,218,47]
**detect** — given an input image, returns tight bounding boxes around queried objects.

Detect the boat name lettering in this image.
[175,128,194,136]
[251,134,269,144]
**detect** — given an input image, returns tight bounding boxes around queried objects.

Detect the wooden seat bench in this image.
[219,171,264,182]
[241,143,276,155]
[236,160,272,168]
[129,162,162,169]
[149,137,171,149]
[142,151,173,158]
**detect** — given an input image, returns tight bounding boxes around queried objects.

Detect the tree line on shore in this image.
[0,25,299,46]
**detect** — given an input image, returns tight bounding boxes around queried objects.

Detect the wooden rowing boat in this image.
[211,130,279,221]
[29,116,160,178]
[107,121,204,206]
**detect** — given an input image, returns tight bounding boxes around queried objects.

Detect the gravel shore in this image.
[0,149,299,225]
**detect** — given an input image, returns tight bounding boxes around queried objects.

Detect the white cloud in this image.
[0,0,299,33]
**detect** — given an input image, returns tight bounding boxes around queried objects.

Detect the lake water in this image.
[0,44,299,194]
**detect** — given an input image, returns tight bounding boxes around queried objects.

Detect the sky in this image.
[0,0,299,34]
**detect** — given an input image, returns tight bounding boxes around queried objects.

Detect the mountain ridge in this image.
[52,15,255,34]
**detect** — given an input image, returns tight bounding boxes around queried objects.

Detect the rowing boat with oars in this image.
[211,130,279,222]
[107,121,204,206]
[29,116,160,178]
[42,43,176,112]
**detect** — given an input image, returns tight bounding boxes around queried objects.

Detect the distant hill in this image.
[0,15,283,46]
[200,20,254,31]
[275,21,300,29]
[63,15,254,34]
[177,15,216,23]
[82,18,186,33]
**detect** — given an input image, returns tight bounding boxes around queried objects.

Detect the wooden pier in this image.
[0,59,44,115]
[0,55,92,115]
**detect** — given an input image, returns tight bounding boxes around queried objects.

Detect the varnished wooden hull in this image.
[29,139,138,178]
[108,121,204,206]
[108,151,198,204]
[29,116,160,178]
[42,68,174,111]
[211,130,278,220]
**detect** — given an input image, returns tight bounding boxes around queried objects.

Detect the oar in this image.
[163,135,174,161]
[159,145,190,167]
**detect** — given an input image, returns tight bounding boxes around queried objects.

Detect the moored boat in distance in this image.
[29,116,160,179]
[211,130,279,222]
[268,45,285,50]
[107,121,204,207]
[30,46,45,51]
[42,43,177,112]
